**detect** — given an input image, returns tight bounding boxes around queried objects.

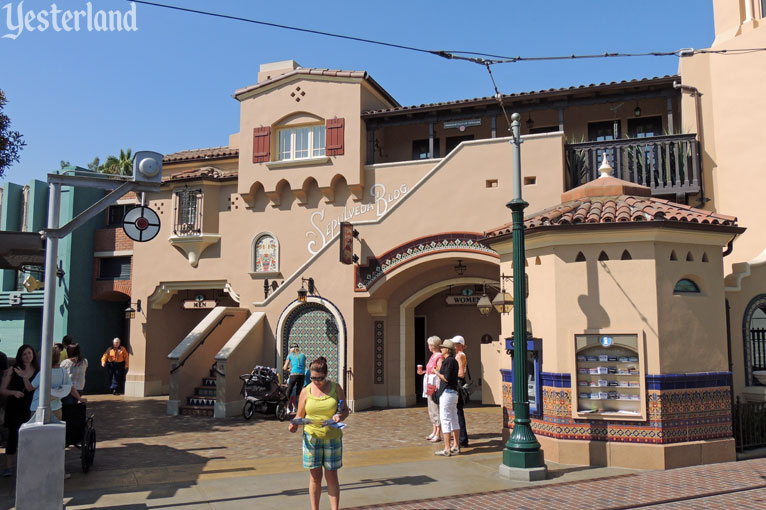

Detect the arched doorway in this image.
[279,299,345,383]
[744,294,766,386]
[399,277,500,407]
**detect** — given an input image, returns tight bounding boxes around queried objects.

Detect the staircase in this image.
[179,375,218,417]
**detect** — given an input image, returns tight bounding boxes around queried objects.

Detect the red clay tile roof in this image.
[162,166,237,183]
[362,75,679,117]
[234,68,400,107]
[163,146,239,164]
[484,195,739,240]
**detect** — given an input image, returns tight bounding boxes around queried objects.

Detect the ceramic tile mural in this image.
[255,235,278,272]
[355,233,497,291]
[374,321,384,384]
[503,372,732,445]
[283,303,339,381]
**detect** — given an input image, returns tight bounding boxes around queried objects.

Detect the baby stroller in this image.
[62,402,96,473]
[240,366,289,421]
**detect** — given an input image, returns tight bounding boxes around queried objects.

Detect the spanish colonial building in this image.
[119,0,766,469]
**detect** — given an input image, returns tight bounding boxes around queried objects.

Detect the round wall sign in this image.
[600,336,613,347]
[123,206,161,242]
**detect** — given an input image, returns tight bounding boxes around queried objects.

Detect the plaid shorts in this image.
[302,433,343,470]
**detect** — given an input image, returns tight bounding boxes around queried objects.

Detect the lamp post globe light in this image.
[500,113,546,480]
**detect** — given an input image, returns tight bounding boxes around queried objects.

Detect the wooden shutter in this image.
[252,127,271,163]
[326,118,345,156]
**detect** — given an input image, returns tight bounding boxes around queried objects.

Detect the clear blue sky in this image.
[1,0,714,183]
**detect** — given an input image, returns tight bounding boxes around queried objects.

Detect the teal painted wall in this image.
[0,175,126,392]
[1,182,24,292]
[54,184,127,392]
[0,301,43,357]
[26,180,48,234]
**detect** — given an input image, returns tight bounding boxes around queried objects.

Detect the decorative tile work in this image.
[282,303,339,381]
[503,372,733,445]
[374,321,384,384]
[254,234,278,272]
[355,233,498,291]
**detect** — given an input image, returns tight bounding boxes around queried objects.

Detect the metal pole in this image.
[33,181,61,423]
[502,113,544,470]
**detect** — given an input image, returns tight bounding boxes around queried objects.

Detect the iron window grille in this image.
[174,188,203,236]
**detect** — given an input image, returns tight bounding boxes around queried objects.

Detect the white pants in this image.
[439,389,460,433]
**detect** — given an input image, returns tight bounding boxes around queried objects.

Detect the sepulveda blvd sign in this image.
[123,206,161,242]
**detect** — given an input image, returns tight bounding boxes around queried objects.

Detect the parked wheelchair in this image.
[62,402,96,473]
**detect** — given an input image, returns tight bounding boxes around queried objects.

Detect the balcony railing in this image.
[565,134,701,200]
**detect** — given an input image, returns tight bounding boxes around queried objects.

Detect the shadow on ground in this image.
[63,475,437,510]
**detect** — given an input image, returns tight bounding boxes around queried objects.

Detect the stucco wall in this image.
[679,15,766,270]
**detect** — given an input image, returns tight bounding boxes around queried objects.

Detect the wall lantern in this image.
[477,274,516,316]
[477,292,493,316]
[526,113,534,130]
[124,299,142,320]
[297,277,315,303]
[454,259,467,276]
[492,290,514,314]
[634,104,642,117]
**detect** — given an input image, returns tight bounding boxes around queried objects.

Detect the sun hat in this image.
[441,339,456,353]
[451,335,465,346]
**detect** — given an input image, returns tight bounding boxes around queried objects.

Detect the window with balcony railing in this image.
[174,188,203,236]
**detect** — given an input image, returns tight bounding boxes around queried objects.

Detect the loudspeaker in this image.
[132,151,163,183]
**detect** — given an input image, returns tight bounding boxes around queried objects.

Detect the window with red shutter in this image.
[326,118,345,156]
[253,127,271,163]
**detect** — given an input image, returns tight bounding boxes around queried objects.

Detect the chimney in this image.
[258,60,301,83]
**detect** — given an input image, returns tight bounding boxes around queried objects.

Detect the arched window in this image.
[673,278,700,294]
[252,233,279,274]
[744,295,766,386]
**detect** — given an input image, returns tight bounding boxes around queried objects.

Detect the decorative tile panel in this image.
[282,303,339,381]
[254,234,278,273]
[374,321,384,384]
[503,372,732,445]
[355,233,498,291]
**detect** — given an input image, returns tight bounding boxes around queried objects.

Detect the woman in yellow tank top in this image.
[288,356,349,510]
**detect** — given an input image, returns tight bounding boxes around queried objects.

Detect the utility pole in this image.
[16,153,162,510]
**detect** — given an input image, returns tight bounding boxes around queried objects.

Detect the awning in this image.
[0,231,45,269]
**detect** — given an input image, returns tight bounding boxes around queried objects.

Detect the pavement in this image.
[0,394,763,509]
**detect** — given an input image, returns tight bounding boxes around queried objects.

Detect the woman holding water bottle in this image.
[288,356,349,510]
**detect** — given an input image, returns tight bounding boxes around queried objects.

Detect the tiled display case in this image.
[572,333,646,420]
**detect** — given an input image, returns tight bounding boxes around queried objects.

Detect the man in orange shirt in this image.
[101,337,129,395]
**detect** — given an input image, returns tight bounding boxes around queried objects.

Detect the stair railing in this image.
[170,314,235,375]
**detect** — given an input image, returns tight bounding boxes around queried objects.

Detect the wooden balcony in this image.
[565,134,701,202]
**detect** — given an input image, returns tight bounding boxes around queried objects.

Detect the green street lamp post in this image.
[500,113,546,479]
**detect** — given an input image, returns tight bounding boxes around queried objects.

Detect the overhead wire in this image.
[127,0,766,68]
